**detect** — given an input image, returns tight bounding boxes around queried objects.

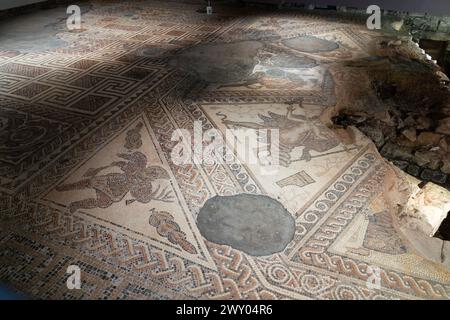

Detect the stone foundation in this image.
[326,32,450,265]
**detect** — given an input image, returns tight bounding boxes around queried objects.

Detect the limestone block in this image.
[413,150,441,170]
[436,70,449,83]
[438,137,449,152]
[420,169,448,185]
[381,142,414,162]
[417,131,442,147]
[400,227,448,267]
[437,118,450,135]
[402,182,450,237]
[391,20,404,32]
[437,19,450,33]
[401,128,417,142]
[442,157,450,174]
[418,117,433,130]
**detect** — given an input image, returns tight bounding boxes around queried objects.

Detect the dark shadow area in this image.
[419,39,450,75]
[0,283,28,300]
[0,4,91,53]
[436,211,450,240]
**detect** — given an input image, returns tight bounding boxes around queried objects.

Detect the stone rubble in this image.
[328,35,450,267]
[332,37,450,192]
[386,170,450,267]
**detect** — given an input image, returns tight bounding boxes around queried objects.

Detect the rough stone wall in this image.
[250,0,450,15]
[330,39,450,189]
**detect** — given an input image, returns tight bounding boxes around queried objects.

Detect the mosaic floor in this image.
[0,0,449,300]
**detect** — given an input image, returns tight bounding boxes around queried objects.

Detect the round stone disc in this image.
[282,36,339,53]
[197,194,295,256]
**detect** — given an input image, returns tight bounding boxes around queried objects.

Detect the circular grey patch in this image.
[197,194,295,256]
[282,36,339,53]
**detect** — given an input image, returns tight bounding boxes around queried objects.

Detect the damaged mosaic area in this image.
[197,194,295,257]
[0,0,449,300]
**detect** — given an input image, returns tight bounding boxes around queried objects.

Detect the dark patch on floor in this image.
[197,193,295,256]
[168,40,264,84]
[436,212,450,241]
[0,5,91,53]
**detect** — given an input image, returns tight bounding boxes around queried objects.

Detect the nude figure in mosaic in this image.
[56,151,173,213]
[218,102,341,165]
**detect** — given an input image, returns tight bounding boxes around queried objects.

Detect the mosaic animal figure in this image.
[56,151,173,213]
[218,103,340,166]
